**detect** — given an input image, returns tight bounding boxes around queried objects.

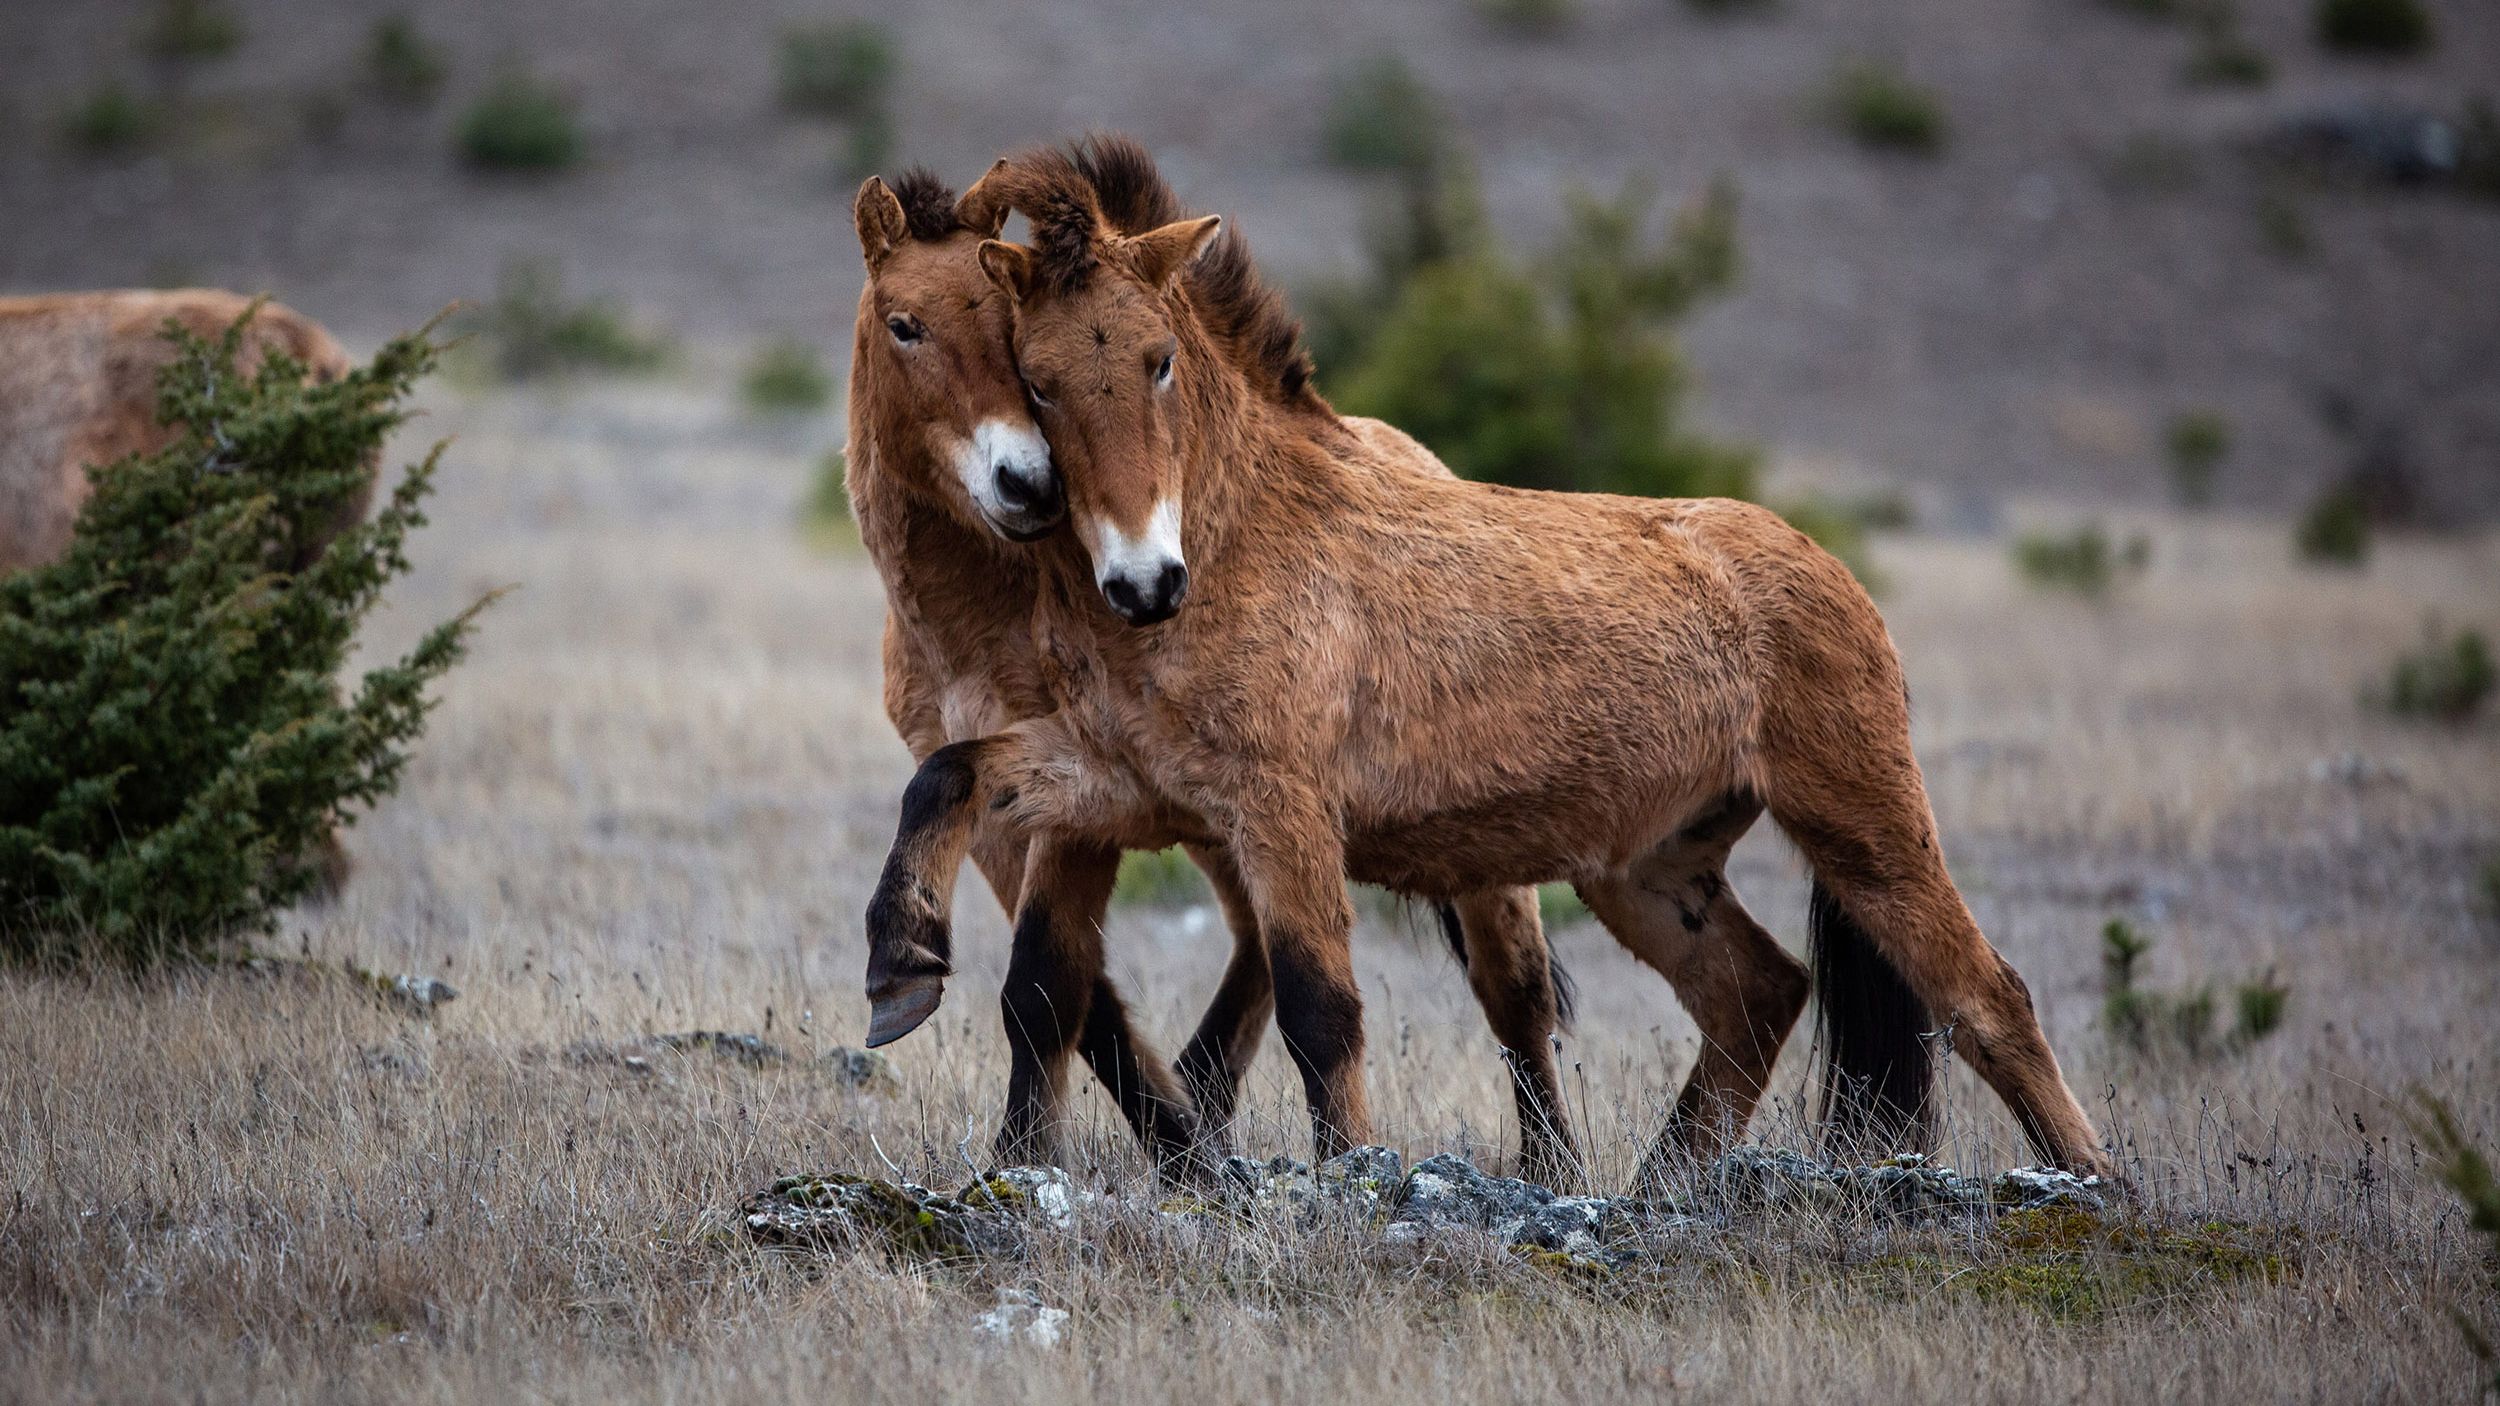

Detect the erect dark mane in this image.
[890,166,963,243]
[1010,134,1319,408]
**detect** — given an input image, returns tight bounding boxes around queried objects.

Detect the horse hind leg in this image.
[1444,887,1578,1188]
[1765,734,2108,1176]
[1576,795,1809,1186]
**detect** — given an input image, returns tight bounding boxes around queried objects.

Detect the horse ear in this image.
[1130,215,1222,289]
[954,159,1013,239]
[854,177,908,270]
[978,240,1036,302]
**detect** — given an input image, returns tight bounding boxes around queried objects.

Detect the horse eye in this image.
[886,315,923,346]
[1154,353,1175,385]
[1025,380,1055,410]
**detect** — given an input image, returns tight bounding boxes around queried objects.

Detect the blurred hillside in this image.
[3,0,2495,517]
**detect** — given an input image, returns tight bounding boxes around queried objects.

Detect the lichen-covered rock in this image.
[1991,1166,2109,1213]
[957,1167,1077,1229]
[743,1172,1016,1260]
[1833,1153,1992,1214]
[1704,1146,1847,1209]
[822,1045,898,1090]
[568,1030,784,1074]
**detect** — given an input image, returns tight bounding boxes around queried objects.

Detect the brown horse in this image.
[864,137,2110,1181]
[0,290,363,576]
[847,164,1577,1180]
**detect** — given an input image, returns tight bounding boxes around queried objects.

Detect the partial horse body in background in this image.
[864,135,2109,1181]
[0,290,364,576]
[845,166,1577,1182]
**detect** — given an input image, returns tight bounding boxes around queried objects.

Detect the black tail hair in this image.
[1809,882,1935,1157]
[1434,901,1578,1031]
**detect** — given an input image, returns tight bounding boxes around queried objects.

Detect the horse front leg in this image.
[861,716,1150,1047]
[1231,801,1371,1160]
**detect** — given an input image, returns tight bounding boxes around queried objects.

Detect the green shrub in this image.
[1537,883,1590,928]
[0,313,486,962]
[2481,859,2500,918]
[742,338,833,413]
[2313,0,2433,54]
[778,21,894,119]
[2101,921,2285,1060]
[803,450,852,532]
[365,14,448,105]
[1336,176,1754,501]
[1477,0,1577,35]
[2295,481,2370,565]
[60,83,157,155]
[465,261,670,380]
[842,107,896,184]
[2255,189,2313,258]
[2185,16,2272,87]
[2013,524,2148,597]
[2404,1094,2499,1392]
[1826,58,1946,155]
[1113,847,1208,908]
[2460,98,2500,202]
[139,0,243,62]
[1322,54,1445,174]
[457,72,582,171]
[2233,974,2289,1042]
[2165,410,2229,507]
[1777,495,1885,593]
[2374,619,2494,724]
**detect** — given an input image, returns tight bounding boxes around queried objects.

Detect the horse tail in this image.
[1435,899,1578,1032]
[1805,880,1934,1155]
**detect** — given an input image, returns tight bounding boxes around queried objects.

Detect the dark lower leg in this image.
[1077,976,1209,1180]
[1451,888,1575,1185]
[993,839,1117,1166]
[1172,844,1272,1144]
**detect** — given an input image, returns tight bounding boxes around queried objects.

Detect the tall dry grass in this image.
[4,378,2496,1402]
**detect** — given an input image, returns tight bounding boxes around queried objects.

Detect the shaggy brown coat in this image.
[847,165,1572,1178]
[0,290,362,575]
[866,138,2107,1179]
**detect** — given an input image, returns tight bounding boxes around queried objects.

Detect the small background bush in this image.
[458,72,582,171]
[60,84,157,155]
[1322,54,1444,174]
[778,21,894,118]
[2373,619,2494,724]
[1826,57,1946,155]
[366,14,448,106]
[465,261,670,380]
[1329,166,1755,502]
[0,313,485,961]
[2165,410,2229,507]
[741,338,833,413]
[2014,524,2149,597]
[2295,481,2370,565]
[140,0,243,63]
[1113,847,1208,908]
[1476,0,1577,36]
[2101,920,2287,1061]
[2313,0,2433,55]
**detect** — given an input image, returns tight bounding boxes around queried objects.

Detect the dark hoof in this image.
[864,974,945,1048]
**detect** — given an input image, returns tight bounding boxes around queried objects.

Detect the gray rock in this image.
[1991,1166,2110,1212]
[822,1045,898,1090]
[971,1286,1069,1348]
[569,1030,784,1073]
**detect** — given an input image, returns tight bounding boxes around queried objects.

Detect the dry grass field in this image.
[3,375,2495,1403]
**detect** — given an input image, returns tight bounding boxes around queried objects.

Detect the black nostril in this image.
[994,464,1036,510]
[1103,576,1145,619]
[1156,561,1188,612]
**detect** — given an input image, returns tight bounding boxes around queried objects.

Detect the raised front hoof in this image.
[864,973,946,1048]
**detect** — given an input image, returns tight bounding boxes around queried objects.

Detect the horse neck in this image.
[1174,339,1337,581]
